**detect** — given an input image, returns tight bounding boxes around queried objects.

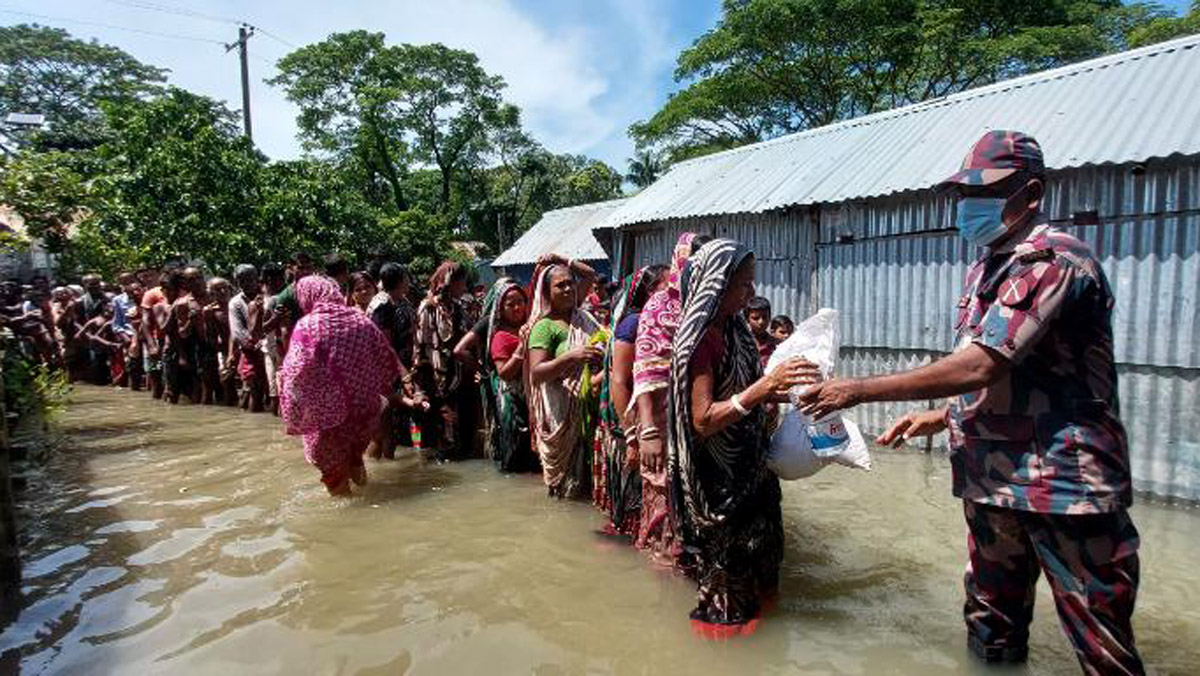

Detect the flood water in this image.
[2,386,1198,675]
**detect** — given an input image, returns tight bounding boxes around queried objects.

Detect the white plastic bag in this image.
[768,409,872,479]
[765,308,850,459]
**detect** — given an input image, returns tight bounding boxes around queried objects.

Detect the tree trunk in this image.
[439,165,452,215]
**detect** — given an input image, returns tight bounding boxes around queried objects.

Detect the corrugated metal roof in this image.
[492,198,626,267]
[606,33,1200,228]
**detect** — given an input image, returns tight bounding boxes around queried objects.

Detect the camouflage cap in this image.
[939,130,1045,189]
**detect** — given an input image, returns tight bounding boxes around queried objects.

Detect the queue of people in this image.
[0,131,1143,674]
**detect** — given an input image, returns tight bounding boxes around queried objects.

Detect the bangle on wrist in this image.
[730,393,749,416]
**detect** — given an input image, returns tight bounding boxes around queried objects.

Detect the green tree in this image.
[257,158,385,262]
[84,88,266,273]
[269,31,412,212]
[0,150,93,251]
[0,24,166,151]
[271,33,506,215]
[633,0,1170,160]
[1129,1,1200,46]
[625,150,667,189]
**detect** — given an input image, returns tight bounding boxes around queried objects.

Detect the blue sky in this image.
[0,0,1191,170]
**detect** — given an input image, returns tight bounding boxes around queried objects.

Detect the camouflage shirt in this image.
[947,218,1132,515]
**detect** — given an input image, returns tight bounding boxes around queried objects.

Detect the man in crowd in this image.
[799,131,1142,675]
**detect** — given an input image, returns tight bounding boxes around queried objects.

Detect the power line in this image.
[99,0,298,51]
[255,26,296,50]
[98,0,238,26]
[0,7,226,45]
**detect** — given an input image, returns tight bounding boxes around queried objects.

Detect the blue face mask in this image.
[955,197,1009,247]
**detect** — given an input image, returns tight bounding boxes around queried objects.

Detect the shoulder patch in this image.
[1018,248,1054,264]
[998,276,1033,307]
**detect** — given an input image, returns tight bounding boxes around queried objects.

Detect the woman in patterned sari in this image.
[594,265,669,535]
[414,261,470,462]
[631,233,710,564]
[525,256,602,499]
[280,276,400,497]
[668,239,818,629]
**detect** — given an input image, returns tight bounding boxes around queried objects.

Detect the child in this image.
[744,296,777,367]
[770,314,795,343]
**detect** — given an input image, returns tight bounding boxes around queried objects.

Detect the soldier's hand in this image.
[876,408,948,448]
[797,378,860,420]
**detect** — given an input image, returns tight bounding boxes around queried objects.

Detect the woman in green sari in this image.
[525,256,603,499]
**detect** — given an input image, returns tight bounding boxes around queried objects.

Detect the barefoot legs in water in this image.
[326,478,353,497]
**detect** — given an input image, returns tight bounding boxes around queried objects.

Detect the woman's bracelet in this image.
[639,425,661,441]
[730,392,749,417]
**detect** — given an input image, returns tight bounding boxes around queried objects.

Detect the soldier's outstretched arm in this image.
[797,344,1009,421]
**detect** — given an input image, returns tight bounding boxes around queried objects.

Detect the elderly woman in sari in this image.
[631,233,710,564]
[280,276,401,497]
[415,261,471,462]
[525,255,604,499]
[594,264,670,536]
[669,239,819,630]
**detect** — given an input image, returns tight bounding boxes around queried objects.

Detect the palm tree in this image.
[625,150,666,189]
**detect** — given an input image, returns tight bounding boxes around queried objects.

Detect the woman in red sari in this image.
[280,276,400,496]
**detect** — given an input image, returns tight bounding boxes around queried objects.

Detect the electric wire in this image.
[0,7,226,44]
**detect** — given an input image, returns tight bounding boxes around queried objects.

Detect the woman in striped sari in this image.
[669,239,818,629]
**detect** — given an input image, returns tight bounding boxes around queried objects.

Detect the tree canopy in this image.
[0,25,622,280]
[632,0,1178,161]
[0,24,166,151]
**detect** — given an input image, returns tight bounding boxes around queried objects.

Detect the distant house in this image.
[491,199,625,283]
[599,34,1200,502]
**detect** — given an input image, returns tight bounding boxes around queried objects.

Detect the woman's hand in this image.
[875,408,948,447]
[640,434,665,474]
[567,345,604,367]
[766,357,822,395]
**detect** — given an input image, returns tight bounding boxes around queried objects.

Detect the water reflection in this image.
[1,386,1198,675]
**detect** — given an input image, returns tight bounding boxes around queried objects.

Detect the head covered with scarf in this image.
[523,262,601,493]
[667,238,767,531]
[280,275,400,437]
[428,261,467,299]
[632,233,703,402]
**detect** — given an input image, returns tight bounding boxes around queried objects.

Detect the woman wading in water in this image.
[669,239,818,632]
[594,264,669,536]
[631,233,710,565]
[280,276,403,496]
[526,256,604,499]
[485,278,536,473]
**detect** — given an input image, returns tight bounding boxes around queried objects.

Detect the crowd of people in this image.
[0,243,810,630]
[0,132,1146,673]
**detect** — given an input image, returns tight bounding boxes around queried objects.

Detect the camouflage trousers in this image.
[963,501,1143,675]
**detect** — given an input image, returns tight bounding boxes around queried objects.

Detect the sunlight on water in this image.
[2,386,1198,674]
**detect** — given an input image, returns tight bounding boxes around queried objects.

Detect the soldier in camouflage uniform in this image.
[799,131,1143,675]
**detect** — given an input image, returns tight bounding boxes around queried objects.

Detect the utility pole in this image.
[226,24,255,141]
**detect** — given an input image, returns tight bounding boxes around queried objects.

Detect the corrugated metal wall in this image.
[815,158,1200,501]
[623,210,817,325]
[617,158,1200,501]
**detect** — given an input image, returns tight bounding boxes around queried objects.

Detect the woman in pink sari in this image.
[632,232,710,565]
[280,276,400,496]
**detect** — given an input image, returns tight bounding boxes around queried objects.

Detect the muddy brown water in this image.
[1,386,1198,675]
